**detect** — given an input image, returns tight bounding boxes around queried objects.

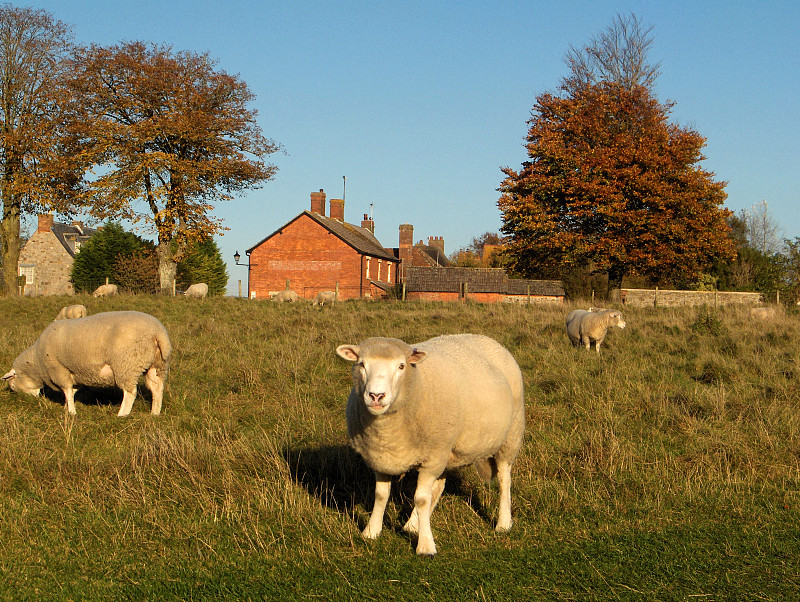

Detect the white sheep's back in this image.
[411,334,524,466]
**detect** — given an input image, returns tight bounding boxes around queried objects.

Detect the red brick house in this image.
[18,214,98,295]
[244,190,401,300]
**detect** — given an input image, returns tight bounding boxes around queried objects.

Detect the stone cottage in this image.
[18,214,98,295]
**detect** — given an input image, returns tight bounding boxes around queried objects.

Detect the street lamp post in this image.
[233,251,251,298]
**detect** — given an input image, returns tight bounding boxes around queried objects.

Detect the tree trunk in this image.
[607,265,625,303]
[0,189,21,296]
[157,240,177,295]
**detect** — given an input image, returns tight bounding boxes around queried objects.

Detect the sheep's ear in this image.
[2,369,15,381]
[336,345,360,362]
[408,348,427,366]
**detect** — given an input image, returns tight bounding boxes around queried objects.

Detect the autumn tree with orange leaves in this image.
[0,6,82,295]
[66,42,282,293]
[499,14,735,301]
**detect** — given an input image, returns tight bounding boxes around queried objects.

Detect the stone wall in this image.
[622,288,763,308]
[18,231,75,295]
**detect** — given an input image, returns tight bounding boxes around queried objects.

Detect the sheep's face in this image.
[609,311,626,329]
[337,340,427,416]
[2,368,42,397]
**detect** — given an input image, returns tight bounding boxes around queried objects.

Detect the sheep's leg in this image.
[63,386,77,415]
[412,470,441,556]
[117,386,137,417]
[363,472,391,540]
[495,460,514,532]
[595,336,604,354]
[144,367,164,415]
[403,475,445,535]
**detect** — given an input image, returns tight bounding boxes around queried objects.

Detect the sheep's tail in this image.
[153,328,172,375]
[474,458,497,483]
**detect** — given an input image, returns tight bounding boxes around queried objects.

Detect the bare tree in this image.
[743,200,783,254]
[563,12,661,94]
[0,5,75,295]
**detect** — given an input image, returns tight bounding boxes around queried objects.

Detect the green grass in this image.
[1,295,799,600]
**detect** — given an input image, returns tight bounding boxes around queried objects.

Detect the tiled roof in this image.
[307,212,397,261]
[50,222,98,257]
[405,266,564,296]
[505,278,565,296]
[246,211,398,262]
[414,244,450,267]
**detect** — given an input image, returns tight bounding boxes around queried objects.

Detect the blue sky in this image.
[16,0,800,293]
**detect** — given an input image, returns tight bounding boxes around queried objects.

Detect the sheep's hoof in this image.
[361,526,381,540]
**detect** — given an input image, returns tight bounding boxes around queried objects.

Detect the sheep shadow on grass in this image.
[283,444,493,538]
[41,385,155,413]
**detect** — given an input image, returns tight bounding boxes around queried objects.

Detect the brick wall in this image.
[18,231,75,295]
[248,214,388,300]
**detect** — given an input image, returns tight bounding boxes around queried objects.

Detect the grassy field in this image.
[0,295,799,600]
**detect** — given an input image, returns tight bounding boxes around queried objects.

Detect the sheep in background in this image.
[2,311,171,416]
[272,289,300,303]
[184,283,208,299]
[336,334,525,556]
[566,308,626,353]
[54,304,87,321]
[749,307,776,320]
[313,291,336,307]
[93,283,118,298]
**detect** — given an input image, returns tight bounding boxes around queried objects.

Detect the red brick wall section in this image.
[406,291,504,303]
[249,214,365,300]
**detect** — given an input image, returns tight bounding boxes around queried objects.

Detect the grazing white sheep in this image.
[93,283,118,298]
[184,283,209,299]
[749,307,776,320]
[336,334,525,556]
[313,291,336,307]
[272,289,300,303]
[54,304,87,321]
[2,311,171,416]
[566,308,626,353]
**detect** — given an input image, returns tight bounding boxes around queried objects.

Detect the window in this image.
[365,256,371,279]
[18,264,35,294]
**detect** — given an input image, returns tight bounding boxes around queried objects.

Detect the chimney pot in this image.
[310,190,326,215]
[330,198,345,221]
[37,213,55,233]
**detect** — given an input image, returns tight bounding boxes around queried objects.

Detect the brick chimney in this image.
[361,213,375,234]
[310,189,326,215]
[330,198,344,221]
[427,236,445,257]
[398,224,414,269]
[71,220,84,234]
[37,213,54,233]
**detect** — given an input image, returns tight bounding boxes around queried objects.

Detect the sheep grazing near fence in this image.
[93,283,118,298]
[749,307,776,320]
[313,291,336,307]
[54,304,87,321]
[184,283,209,299]
[272,289,300,303]
[566,308,626,353]
[336,334,525,556]
[3,311,171,416]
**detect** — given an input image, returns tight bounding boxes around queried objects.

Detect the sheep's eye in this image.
[398,363,405,370]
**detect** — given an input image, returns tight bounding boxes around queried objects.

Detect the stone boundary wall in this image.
[622,288,763,308]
